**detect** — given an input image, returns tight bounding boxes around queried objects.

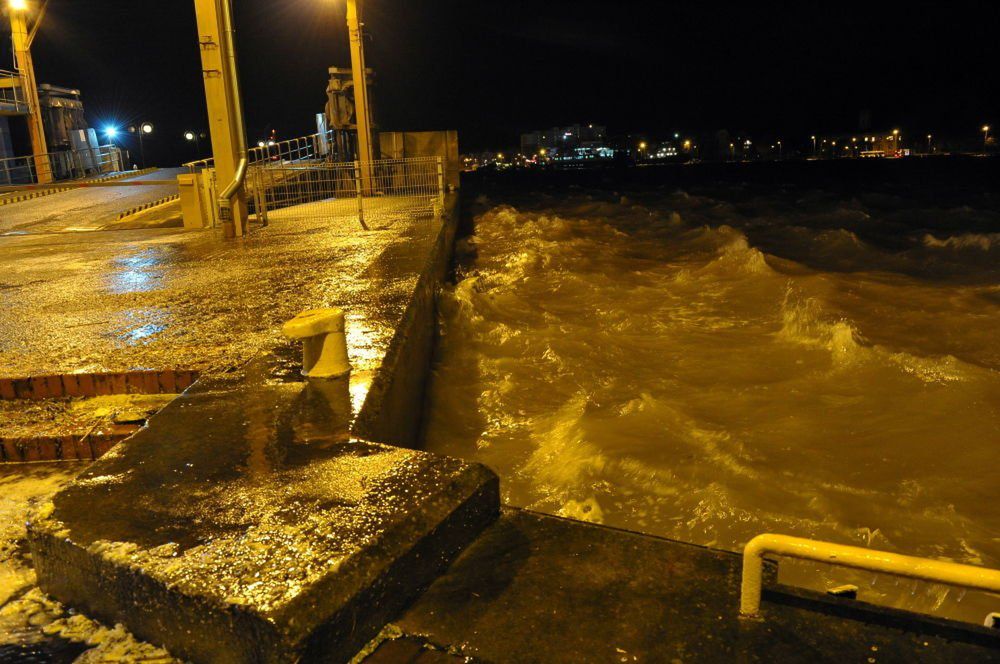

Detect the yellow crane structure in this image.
[193,0,249,238]
[6,0,51,183]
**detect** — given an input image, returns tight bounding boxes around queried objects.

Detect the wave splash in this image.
[425,192,1000,624]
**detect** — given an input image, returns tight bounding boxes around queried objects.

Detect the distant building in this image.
[520,124,614,161]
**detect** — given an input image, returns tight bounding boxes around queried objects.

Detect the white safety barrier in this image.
[740,533,1000,619]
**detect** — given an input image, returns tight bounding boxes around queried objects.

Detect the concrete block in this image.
[29,373,499,663]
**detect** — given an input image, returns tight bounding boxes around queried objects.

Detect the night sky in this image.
[4,0,998,162]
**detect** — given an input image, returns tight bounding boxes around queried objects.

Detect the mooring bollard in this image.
[282,308,351,379]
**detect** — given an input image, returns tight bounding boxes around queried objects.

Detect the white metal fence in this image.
[250,156,445,227]
[184,129,339,174]
[0,145,123,186]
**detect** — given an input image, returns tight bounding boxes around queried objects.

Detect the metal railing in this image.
[251,156,445,227]
[184,129,340,174]
[0,69,27,114]
[0,145,123,186]
[740,534,1000,620]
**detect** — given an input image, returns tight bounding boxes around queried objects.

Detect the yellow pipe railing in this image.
[740,533,1000,619]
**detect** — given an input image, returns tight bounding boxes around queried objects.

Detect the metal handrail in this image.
[740,534,1000,619]
[0,69,27,113]
[183,129,340,173]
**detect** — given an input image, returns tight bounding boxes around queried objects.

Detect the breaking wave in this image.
[923,232,1000,251]
[425,190,1000,624]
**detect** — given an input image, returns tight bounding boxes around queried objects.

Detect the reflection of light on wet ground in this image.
[122,323,166,343]
[107,248,168,295]
[349,369,374,416]
[345,314,390,371]
[116,308,169,346]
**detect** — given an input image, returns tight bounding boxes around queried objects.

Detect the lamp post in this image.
[8,0,51,183]
[343,0,375,191]
[184,130,202,156]
[811,135,817,158]
[131,123,154,168]
[926,134,932,154]
[892,129,900,156]
[983,125,991,153]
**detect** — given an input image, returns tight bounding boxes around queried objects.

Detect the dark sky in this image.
[4,0,999,162]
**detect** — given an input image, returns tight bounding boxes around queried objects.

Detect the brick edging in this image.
[1,429,138,463]
[0,369,199,401]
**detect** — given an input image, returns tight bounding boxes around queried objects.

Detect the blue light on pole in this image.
[104,126,119,141]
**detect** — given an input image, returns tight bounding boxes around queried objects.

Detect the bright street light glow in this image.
[104,126,119,139]
[141,123,154,134]
[8,0,28,11]
[184,131,196,141]
[983,125,991,133]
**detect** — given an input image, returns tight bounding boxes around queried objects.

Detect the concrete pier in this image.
[372,508,1000,662]
[19,196,506,661]
[29,370,498,663]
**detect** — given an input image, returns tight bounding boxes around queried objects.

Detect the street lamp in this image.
[8,0,28,11]
[983,125,991,152]
[811,135,817,157]
[130,122,154,168]
[184,130,202,156]
[926,134,932,154]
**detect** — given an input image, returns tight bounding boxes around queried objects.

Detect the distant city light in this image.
[257,141,266,148]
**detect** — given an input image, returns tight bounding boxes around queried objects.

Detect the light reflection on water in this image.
[423,188,1000,624]
[115,308,169,346]
[107,248,169,295]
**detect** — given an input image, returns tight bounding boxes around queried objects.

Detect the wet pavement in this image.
[0,204,441,381]
[3,197,472,660]
[0,168,183,235]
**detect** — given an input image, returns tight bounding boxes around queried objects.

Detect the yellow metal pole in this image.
[346,0,374,192]
[9,2,51,184]
[193,0,248,237]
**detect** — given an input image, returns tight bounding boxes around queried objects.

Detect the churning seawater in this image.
[422,179,1000,623]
